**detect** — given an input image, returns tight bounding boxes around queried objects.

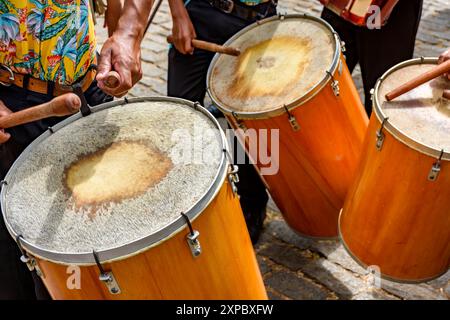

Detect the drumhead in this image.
[375,58,450,160]
[207,14,340,118]
[0,97,228,264]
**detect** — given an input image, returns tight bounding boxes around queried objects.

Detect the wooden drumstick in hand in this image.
[386,60,450,101]
[0,93,81,129]
[167,35,241,56]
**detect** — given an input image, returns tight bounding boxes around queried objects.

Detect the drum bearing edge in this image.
[0,96,230,266]
[206,13,343,120]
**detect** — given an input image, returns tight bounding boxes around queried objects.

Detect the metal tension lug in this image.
[288,114,300,131]
[228,164,240,196]
[187,230,202,258]
[428,163,441,181]
[99,272,121,295]
[428,150,444,182]
[181,213,202,258]
[327,71,340,96]
[341,40,346,53]
[376,118,389,151]
[284,106,300,131]
[331,79,340,96]
[93,250,121,295]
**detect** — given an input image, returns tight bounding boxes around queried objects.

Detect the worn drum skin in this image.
[207,14,368,238]
[340,58,450,282]
[0,97,267,299]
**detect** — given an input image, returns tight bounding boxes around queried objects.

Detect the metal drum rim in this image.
[0,96,230,265]
[373,57,450,161]
[206,13,342,120]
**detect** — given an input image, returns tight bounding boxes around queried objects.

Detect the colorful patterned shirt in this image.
[0,0,96,85]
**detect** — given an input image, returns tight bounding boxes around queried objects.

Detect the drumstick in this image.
[167,35,241,56]
[104,71,121,89]
[0,93,81,129]
[385,60,450,101]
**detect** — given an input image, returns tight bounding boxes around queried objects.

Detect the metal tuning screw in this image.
[376,117,389,151]
[181,213,202,258]
[428,150,444,182]
[93,250,121,295]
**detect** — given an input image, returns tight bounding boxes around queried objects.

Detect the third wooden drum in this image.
[207,14,368,238]
[340,58,450,282]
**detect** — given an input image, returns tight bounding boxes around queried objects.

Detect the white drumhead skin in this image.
[378,63,450,151]
[4,101,223,255]
[208,16,336,114]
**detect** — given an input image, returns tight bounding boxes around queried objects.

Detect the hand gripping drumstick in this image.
[0,93,81,129]
[166,35,241,56]
[385,59,450,101]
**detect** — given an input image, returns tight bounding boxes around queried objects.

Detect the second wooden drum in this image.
[207,14,368,238]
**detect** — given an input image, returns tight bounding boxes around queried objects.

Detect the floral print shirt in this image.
[0,0,96,85]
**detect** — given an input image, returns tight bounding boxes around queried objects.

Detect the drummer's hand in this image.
[438,48,450,80]
[96,0,154,97]
[96,32,143,98]
[169,0,196,55]
[0,100,12,144]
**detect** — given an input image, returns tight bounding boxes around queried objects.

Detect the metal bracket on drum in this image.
[326,71,340,97]
[284,105,300,131]
[93,250,121,295]
[428,149,444,182]
[224,149,240,196]
[181,213,202,258]
[375,118,389,151]
[16,235,44,278]
[231,112,247,131]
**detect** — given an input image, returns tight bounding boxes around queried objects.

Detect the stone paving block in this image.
[351,289,399,300]
[380,280,448,300]
[265,270,331,300]
[257,256,272,275]
[299,258,368,299]
[258,240,313,272]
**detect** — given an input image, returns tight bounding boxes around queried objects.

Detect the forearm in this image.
[114,0,154,42]
[168,0,189,22]
[105,0,123,36]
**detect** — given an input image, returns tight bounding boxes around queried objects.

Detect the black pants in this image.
[167,0,272,238]
[321,0,423,115]
[0,82,111,300]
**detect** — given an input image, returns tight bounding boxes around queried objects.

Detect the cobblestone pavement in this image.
[96,0,450,300]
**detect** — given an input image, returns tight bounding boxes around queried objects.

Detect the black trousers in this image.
[0,82,111,300]
[321,0,423,115]
[167,0,272,236]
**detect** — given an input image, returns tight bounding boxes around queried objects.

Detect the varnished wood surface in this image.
[231,58,368,238]
[340,114,450,281]
[35,181,267,299]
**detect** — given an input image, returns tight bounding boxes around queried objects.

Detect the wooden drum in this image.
[340,58,450,282]
[207,14,368,238]
[0,97,267,299]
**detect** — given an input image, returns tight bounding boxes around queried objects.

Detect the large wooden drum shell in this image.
[340,115,450,282]
[229,57,368,238]
[34,181,267,300]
